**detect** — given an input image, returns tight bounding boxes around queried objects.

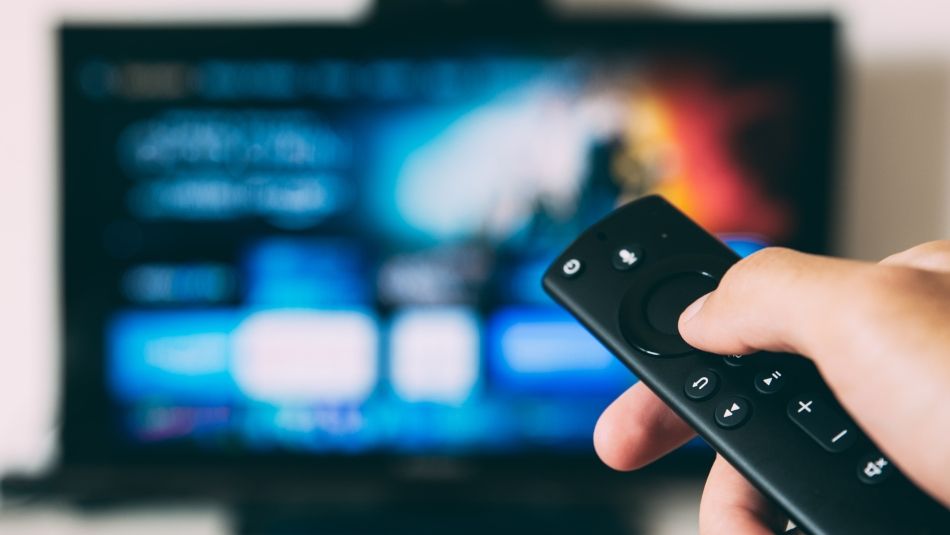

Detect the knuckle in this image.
[891,240,950,270]
[851,264,947,317]
[902,239,950,257]
[865,264,931,294]
[717,247,796,294]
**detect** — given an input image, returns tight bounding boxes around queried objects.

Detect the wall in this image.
[0,0,948,475]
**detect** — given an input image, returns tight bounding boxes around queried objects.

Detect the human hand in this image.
[593,242,950,534]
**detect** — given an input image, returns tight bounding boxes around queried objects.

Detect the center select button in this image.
[645,273,717,335]
[617,255,729,357]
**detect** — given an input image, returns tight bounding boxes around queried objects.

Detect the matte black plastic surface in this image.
[543,195,949,535]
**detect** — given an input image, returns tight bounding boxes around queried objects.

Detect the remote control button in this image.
[561,258,583,278]
[723,354,745,367]
[617,255,730,357]
[644,273,717,335]
[787,395,857,453]
[857,453,894,485]
[715,397,751,429]
[754,369,785,394]
[612,245,643,271]
[685,369,719,401]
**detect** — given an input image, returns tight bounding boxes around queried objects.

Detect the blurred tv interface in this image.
[60,21,835,460]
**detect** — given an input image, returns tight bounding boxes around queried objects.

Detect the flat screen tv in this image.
[57,2,837,492]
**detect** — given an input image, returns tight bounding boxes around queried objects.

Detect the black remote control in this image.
[542,195,949,535]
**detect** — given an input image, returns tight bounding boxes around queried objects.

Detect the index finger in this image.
[593,382,695,471]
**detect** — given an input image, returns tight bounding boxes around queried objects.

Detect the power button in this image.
[561,258,583,278]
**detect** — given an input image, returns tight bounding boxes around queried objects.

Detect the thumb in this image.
[676,247,869,358]
[676,247,950,507]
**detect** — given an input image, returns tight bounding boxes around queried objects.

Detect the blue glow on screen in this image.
[488,307,632,394]
[108,302,633,452]
[109,310,238,405]
[722,235,769,258]
[94,55,780,456]
[243,239,370,307]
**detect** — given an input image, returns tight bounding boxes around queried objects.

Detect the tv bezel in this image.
[57,4,839,490]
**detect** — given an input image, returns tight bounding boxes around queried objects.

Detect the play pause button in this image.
[715,397,752,429]
[755,369,785,394]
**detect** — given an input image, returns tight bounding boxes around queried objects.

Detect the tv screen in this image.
[59,12,837,472]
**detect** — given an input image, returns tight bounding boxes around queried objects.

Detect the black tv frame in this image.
[54,2,839,496]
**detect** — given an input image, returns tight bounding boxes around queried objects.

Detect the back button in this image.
[685,369,719,401]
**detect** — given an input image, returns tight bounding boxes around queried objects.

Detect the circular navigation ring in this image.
[618,255,731,356]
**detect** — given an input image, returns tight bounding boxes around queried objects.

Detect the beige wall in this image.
[0,0,948,475]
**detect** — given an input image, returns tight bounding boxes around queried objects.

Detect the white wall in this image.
[1,0,948,475]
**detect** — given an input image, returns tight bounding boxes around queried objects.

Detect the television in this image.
[57,1,838,496]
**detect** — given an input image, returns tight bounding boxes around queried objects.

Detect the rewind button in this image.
[715,397,752,429]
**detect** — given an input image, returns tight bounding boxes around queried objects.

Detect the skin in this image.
[593,241,950,534]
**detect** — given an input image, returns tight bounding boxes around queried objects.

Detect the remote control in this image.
[542,195,949,535]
